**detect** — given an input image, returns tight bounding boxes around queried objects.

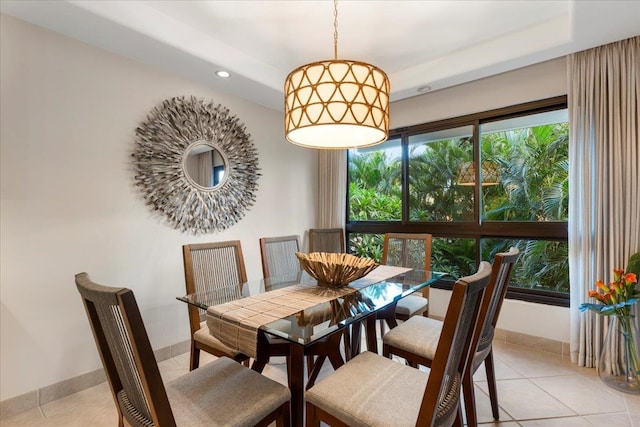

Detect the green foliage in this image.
[347,122,570,294]
[432,238,477,278]
[627,252,640,277]
[348,233,383,262]
[408,137,473,221]
[349,183,401,221]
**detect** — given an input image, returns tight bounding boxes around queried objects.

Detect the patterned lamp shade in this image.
[457,161,500,186]
[284,59,390,149]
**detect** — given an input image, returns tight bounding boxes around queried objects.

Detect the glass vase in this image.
[598,314,640,394]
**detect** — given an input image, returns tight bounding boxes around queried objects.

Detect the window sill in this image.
[430,278,569,307]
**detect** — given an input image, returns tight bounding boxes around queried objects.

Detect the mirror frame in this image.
[133,96,260,234]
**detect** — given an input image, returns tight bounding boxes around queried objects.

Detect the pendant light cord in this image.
[333,0,338,60]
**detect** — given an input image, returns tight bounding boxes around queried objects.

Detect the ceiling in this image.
[2,1,639,111]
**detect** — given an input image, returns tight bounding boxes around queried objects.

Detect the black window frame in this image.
[345,95,569,307]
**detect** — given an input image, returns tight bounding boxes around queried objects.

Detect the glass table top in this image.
[177,268,446,345]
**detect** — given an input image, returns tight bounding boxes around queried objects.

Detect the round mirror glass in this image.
[182,142,227,189]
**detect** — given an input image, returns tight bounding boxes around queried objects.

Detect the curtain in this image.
[568,36,640,366]
[316,150,347,228]
[197,150,213,187]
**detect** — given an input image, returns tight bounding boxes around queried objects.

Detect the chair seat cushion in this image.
[167,356,290,427]
[394,294,428,316]
[306,351,429,427]
[194,324,245,358]
[383,315,443,360]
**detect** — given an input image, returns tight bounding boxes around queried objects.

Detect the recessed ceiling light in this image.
[215,70,230,78]
[417,85,432,93]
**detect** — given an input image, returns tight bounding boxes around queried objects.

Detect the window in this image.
[346,96,569,306]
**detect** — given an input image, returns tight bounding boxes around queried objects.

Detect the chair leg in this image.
[306,356,327,390]
[189,342,200,371]
[306,355,315,376]
[385,316,398,330]
[453,404,464,427]
[485,349,500,420]
[462,369,478,427]
[251,357,268,373]
[305,402,321,427]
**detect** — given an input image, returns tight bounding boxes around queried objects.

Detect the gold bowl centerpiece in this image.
[295,252,378,288]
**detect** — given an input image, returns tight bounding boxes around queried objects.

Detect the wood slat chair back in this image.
[76,272,178,426]
[183,241,246,322]
[76,272,290,427]
[417,261,492,426]
[382,232,432,271]
[304,262,492,427]
[378,233,433,326]
[182,241,249,370]
[259,235,301,278]
[464,247,520,424]
[309,228,345,253]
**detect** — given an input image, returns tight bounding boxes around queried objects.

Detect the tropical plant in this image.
[347,122,570,294]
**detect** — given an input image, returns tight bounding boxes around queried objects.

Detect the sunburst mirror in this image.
[133,96,260,234]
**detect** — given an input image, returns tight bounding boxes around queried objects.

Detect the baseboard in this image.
[428,315,570,359]
[0,339,190,420]
[496,328,571,359]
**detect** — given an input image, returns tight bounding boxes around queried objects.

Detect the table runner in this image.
[206,265,410,358]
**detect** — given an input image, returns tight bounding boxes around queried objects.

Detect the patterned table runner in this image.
[206,265,410,358]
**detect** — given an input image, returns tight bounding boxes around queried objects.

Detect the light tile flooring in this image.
[2,340,639,426]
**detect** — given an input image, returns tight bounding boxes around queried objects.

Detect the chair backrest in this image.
[259,235,301,278]
[475,247,520,355]
[382,233,432,270]
[182,241,246,333]
[309,228,345,253]
[416,262,492,426]
[75,273,175,427]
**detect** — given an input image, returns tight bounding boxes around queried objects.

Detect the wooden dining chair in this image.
[305,262,492,427]
[382,247,520,426]
[259,235,302,278]
[75,272,290,427]
[258,234,347,389]
[376,233,432,332]
[309,228,345,253]
[182,241,250,370]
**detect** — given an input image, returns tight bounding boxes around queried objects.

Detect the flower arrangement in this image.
[580,268,640,393]
[580,269,639,316]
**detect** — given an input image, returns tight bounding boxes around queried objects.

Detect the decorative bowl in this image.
[295,252,378,288]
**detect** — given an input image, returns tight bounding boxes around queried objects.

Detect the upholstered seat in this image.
[75,272,290,427]
[167,357,290,426]
[306,262,492,427]
[383,247,520,426]
[382,315,442,360]
[306,351,428,427]
[193,322,245,359]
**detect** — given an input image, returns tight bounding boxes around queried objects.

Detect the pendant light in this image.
[284,0,390,149]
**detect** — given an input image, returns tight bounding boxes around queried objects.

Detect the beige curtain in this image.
[316,150,347,228]
[568,36,640,367]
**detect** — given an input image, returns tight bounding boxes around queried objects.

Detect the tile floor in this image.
[2,340,639,426]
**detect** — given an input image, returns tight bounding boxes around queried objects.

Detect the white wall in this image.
[0,12,573,402]
[0,14,317,401]
[391,57,570,343]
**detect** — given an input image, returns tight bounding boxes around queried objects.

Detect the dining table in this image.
[177,265,446,425]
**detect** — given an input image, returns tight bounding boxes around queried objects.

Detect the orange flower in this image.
[596,280,608,293]
[614,269,624,281]
[625,273,637,284]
